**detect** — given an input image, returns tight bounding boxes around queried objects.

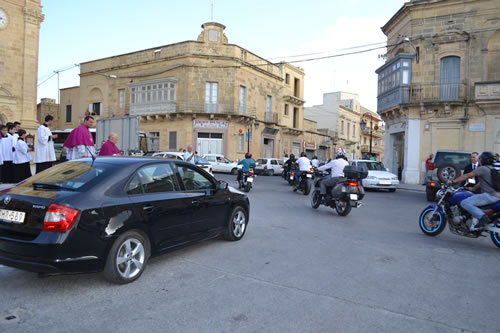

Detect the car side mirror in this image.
[216,180,228,190]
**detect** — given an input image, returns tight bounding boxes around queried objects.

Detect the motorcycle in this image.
[311,166,367,216]
[238,168,255,192]
[292,169,313,195]
[419,183,500,248]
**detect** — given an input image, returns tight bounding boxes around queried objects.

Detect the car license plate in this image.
[379,181,391,185]
[350,194,358,200]
[0,209,26,224]
[247,177,253,183]
[306,174,312,178]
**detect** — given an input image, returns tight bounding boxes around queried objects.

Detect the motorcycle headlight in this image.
[435,189,445,201]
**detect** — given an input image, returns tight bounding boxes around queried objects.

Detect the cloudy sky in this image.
[37,0,406,112]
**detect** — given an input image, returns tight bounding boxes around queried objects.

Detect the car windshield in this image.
[358,161,386,171]
[20,160,114,191]
[257,159,267,164]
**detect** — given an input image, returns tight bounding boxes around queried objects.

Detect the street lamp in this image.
[360,117,373,155]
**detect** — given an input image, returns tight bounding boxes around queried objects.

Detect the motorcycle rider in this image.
[237,152,256,182]
[311,156,320,168]
[293,152,312,190]
[283,153,296,177]
[317,148,349,201]
[447,152,500,229]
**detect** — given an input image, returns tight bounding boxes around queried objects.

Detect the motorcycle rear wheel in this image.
[419,207,446,236]
[490,230,500,248]
[244,183,251,192]
[336,199,351,216]
[311,190,321,209]
[303,179,311,195]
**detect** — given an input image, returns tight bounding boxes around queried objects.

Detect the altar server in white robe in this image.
[34,115,57,174]
[13,129,32,182]
[1,124,16,183]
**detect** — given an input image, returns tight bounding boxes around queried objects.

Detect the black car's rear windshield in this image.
[21,161,115,191]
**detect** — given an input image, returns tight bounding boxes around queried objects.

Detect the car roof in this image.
[435,150,472,154]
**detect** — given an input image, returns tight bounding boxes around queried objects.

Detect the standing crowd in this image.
[0,112,124,184]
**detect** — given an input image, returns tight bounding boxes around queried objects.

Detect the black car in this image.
[0,157,249,284]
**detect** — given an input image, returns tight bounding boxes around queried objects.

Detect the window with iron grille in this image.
[65,105,72,122]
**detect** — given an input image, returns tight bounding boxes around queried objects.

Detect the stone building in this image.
[58,22,335,160]
[0,0,44,133]
[360,108,385,162]
[37,98,58,124]
[376,0,500,184]
[305,91,384,161]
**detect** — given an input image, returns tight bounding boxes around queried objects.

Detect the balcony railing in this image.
[377,82,467,111]
[264,112,278,123]
[130,100,257,118]
[402,83,467,103]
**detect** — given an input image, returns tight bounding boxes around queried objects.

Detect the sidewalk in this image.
[398,183,425,192]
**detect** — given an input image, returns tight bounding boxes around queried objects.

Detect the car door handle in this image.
[143,205,155,213]
[191,200,201,207]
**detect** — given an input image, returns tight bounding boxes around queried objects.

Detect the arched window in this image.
[440,56,460,100]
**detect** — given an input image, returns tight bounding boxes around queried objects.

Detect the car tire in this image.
[267,170,274,176]
[231,168,238,175]
[103,230,151,285]
[224,206,248,241]
[437,164,460,183]
[388,189,396,192]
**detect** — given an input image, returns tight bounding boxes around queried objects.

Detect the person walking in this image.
[423,153,435,185]
[13,129,32,182]
[99,133,122,156]
[64,116,96,160]
[34,115,58,173]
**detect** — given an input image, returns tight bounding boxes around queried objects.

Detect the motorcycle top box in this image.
[343,165,368,180]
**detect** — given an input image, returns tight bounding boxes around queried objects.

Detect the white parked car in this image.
[152,152,213,175]
[255,158,283,176]
[350,160,399,192]
[201,154,239,174]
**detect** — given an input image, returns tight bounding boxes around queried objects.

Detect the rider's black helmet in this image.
[289,153,295,159]
[300,152,307,157]
[479,152,495,166]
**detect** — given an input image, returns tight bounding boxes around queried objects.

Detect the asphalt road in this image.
[1,173,499,332]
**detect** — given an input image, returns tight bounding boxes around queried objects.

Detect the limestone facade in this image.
[0,0,43,134]
[57,22,335,161]
[376,0,500,184]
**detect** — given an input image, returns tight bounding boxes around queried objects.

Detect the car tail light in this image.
[42,204,80,232]
[345,180,359,187]
[264,165,268,169]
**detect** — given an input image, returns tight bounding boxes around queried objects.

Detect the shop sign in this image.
[193,120,228,129]
[304,142,316,150]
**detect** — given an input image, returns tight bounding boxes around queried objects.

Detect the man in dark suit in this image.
[463,152,480,189]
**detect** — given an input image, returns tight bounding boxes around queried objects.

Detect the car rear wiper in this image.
[32,183,76,191]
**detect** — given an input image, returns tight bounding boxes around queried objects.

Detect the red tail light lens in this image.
[264,165,268,169]
[346,180,359,187]
[43,204,80,232]
[249,170,254,175]
[429,182,437,187]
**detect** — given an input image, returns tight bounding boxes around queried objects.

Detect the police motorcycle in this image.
[419,181,500,248]
[237,165,255,193]
[311,165,367,216]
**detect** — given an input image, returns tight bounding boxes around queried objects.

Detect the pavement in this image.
[398,182,425,192]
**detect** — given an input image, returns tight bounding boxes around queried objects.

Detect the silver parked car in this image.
[255,158,283,176]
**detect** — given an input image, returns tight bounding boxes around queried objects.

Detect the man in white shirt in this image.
[183,144,195,164]
[494,154,500,171]
[35,115,57,173]
[293,152,311,189]
[311,156,320,168]
[318,148,349,199]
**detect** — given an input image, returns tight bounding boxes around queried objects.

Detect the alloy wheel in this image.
[233,210,246,237]
[116,238,145,279]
